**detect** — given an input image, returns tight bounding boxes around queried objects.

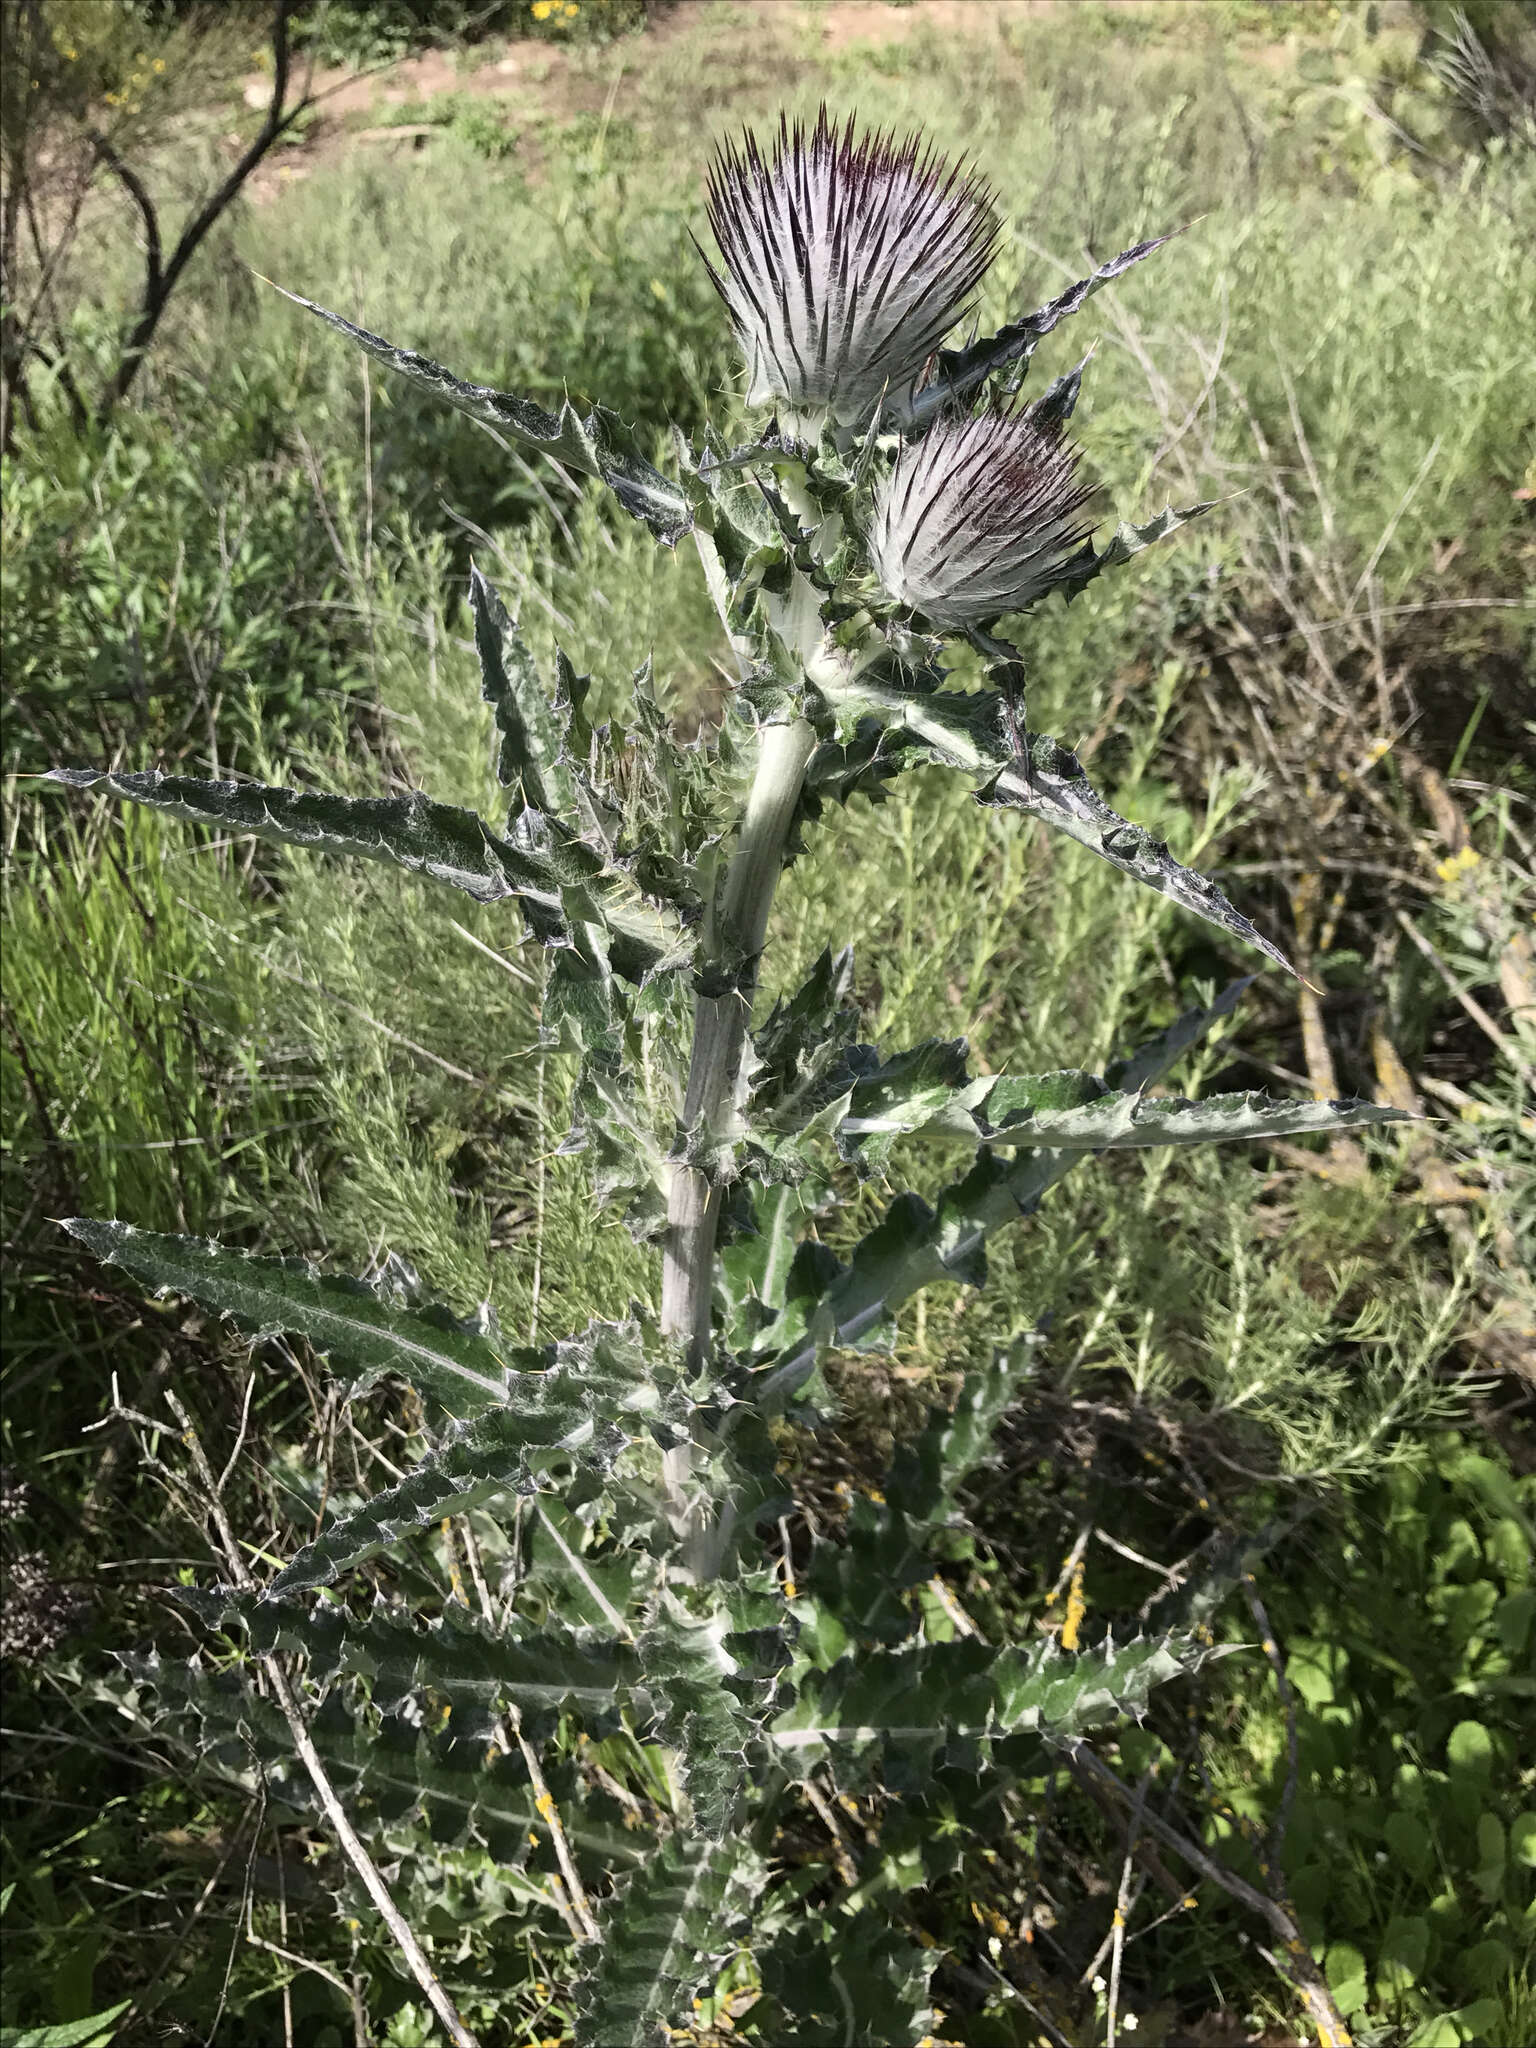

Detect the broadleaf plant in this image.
[53,106,1411,2045]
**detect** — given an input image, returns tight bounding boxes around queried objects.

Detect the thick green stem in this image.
[661,717,816,1360]
[661,715,814,1577]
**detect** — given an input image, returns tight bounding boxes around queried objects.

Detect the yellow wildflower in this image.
[1435,844,1482,888]
[1060,1555,1087,1652]
[531,0,553,16]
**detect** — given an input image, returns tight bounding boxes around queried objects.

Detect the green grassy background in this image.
[2,2,1532,2043]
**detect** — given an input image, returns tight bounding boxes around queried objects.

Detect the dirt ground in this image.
[241,0,1115,196]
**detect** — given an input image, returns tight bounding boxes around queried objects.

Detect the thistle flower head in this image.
[704,109,1000,434]
[868,407,1096,628]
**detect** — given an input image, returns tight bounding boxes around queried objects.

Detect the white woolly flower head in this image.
[868,407,1096,629]
[703,108,1000,435]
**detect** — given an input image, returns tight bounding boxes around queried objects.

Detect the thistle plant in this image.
[53,110,1408,2045]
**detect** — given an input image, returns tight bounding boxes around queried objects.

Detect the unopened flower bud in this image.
[869,407,1095,628]
[704,109,999,435]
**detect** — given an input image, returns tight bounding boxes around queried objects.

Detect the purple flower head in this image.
[704,109,1000,434]
[869,407,1097,629]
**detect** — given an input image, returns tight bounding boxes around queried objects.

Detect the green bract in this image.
[51,107,1413,2048]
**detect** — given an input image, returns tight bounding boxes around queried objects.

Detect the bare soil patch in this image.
[239,0,1106,197]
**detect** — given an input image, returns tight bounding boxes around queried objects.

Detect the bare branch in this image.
[100,0,314,418]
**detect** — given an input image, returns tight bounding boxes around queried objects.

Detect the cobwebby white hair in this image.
[704,108,999,436]
[869,407,1096,629]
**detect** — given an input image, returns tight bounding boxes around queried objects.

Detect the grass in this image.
[2,1,1532,2041]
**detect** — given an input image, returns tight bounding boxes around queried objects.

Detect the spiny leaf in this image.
[799,715,918,820]
[266,1321,688,1596]
[744,945,861,1128]
[796,666,1298,975]
[521,1498,659,1636]
[718,1183,820,1354]
[1106,975,1250,1091]
[751,983,1250,1403]
[268,282,692,544]
[469,562,591,830]
[49,767,559,908]
[113,1654,643,1873]
[48,768,688,981]
[807,1331,1046,1641]
[770,1631,1223,1770]
[59,1219,530,1416]
[758,1919,937,2048]
[980,734,1296,977]
[1050,498,1216,607]
[574,1832,765,2048]
[832,1044,1411,1169]
[194,1593,637,1741]
[892,230,1175,431]
[636,1595,771,1838]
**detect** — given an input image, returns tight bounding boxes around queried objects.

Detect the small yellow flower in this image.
[63,46,77,60]
[781,1577,796,1599]
[152,57,165,72]
[535,1789,557,1822]
[1060,1555,1087,1652]
[1435,844,1482,888]
[530,0,552,16]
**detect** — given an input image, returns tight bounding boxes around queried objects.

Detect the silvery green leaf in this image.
[799,717,919,818]
[718,1184,811,1354]
[981,1085,1412,1150]
[798,656,1294,975]
[59,1218,531,1417]
[745,945,860,1127]
[979,734,1296,976]
[520,1498,661,1636]
[118,1652,644,1874]
[831,1044,1412,1168]
[637,1593,770,1838]
[49,767,689,982]
[265,1320,687,1596]
[751,982,1253,1403]
[1105,974,1249,1091]
[268,282,691,544]
[49,766,559,909]
[802,1331,1046,1644]
[1049,498,1216,607]
[469,563,600,838]
[197,1593,636,1742]
[574,1833,766,2048]
[757,1920,937,2048]
[891,230,1175,431]
[770,1630,1223,1769]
